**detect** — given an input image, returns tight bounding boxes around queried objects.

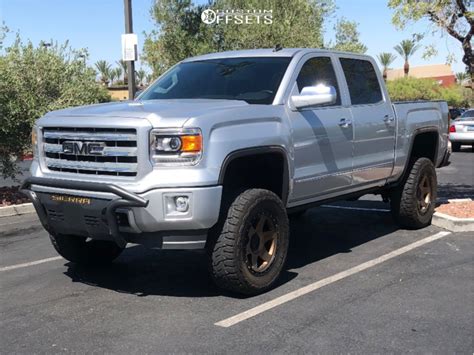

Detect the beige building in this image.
[386,64,456,87]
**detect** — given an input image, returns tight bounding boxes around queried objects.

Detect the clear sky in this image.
[0,0,466,74]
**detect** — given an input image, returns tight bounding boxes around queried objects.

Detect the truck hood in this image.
[42,99,249,127]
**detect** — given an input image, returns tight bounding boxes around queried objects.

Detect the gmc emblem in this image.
[62,141,106,156]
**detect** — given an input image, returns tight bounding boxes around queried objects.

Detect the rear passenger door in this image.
[339,57,396,185]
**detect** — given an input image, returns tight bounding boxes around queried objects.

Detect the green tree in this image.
[143,0,336,76]
[386,77,470,106]
[113,67,123,85]
[0,23,7,50]
[116,59,128,83]
[456,71,470,85]
[0,36,110,179]
[394,39,420,76]
[388,0,474,86]
[94,60,111,85]
[136,68,146,86]
[377,52,397,80]
[109,67,117,85]
[330,18,367,53]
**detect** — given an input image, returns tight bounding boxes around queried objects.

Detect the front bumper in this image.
[21,177,222,249]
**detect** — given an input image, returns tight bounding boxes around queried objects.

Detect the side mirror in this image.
[290,84,337,109]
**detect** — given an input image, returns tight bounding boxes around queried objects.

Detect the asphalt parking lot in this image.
[1,150,473,353]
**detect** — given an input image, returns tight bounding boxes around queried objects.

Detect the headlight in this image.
[150,128,202,166]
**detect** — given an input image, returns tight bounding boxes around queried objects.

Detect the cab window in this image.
[340,58,383,105]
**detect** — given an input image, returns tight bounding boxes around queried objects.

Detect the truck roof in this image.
[182,48,373,62]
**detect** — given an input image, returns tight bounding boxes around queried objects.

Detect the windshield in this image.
[459,110,474,120]
[139,57,292,104]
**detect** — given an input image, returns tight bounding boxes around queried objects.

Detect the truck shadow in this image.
[63,202,399,298]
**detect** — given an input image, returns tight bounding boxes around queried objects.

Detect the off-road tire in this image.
[208,189,289,295]
[390,157,437,229]
[452,142,461,152]
[49,234,124,265]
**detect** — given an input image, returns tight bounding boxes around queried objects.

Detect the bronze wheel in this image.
[208,188,289,295]
[390,157,437,229]
[417,175,432,214]
[244,214,278,273]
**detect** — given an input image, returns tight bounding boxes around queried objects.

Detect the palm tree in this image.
[109,69,117,86]
[94,60,111,85]
[114,67,123,85]
[377,52,397,81]
[456,71,469,85]
[146,74,154,85]
[394,40,420,77]
[117,60,128,84]
[136,69,146,86]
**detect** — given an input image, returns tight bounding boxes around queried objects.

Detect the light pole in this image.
[124,0,136,99]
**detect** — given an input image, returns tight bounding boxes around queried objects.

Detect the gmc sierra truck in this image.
[22,49,450,295]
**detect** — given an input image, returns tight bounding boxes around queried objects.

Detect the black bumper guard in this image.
[20,177,149,248]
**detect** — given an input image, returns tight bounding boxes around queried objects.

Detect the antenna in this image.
[273,44,283,52]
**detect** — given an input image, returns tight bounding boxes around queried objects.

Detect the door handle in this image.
[383,115,394,123]
[338,118,352,128]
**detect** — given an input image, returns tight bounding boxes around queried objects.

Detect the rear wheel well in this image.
[219,149,288,204]
[410,131,438,163]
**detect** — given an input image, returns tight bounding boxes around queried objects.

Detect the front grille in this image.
[42,127,138,177]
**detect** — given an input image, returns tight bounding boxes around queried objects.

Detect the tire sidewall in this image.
[236,197,289,290]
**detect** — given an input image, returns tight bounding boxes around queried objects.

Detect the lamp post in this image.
[124,0,136,99]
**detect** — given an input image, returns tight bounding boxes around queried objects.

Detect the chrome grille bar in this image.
[43,131,136,141]
[42,127,138,177]
[45,158,137,173]
[44,143,138,157]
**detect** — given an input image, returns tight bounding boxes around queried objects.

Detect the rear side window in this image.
[340,58,383,105]
[296,57,341,106]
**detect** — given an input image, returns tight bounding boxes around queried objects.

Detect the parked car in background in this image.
[450,109,474,152]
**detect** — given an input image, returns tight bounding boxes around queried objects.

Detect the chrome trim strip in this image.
[44,143,138,156]
[45,158,138,172]
[43,131,136,141]
[294,162,392,183]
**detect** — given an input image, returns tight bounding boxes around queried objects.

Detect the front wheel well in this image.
[219,148,289,204]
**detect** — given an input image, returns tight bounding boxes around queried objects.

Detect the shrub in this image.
[386,77,472,107]
[0,36,111,180]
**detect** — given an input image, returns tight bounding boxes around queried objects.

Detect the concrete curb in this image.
[432,212,474,232]
[432,198,474,232]
[0,203,35,218]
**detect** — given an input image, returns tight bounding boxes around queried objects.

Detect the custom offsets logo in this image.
[201,9,273,25]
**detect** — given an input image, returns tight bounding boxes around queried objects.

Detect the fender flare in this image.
[218,146,290,205]
[394,127,440,186]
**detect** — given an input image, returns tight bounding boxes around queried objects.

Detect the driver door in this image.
[287,55,353,204]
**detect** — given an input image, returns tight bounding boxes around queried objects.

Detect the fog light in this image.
[175,196,189,212]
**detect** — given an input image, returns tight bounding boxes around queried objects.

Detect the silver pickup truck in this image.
[23,48,449,295]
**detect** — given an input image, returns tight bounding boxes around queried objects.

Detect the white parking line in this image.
[215,231,451,328]
[0,256,63,272]
[320,205,390,212]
